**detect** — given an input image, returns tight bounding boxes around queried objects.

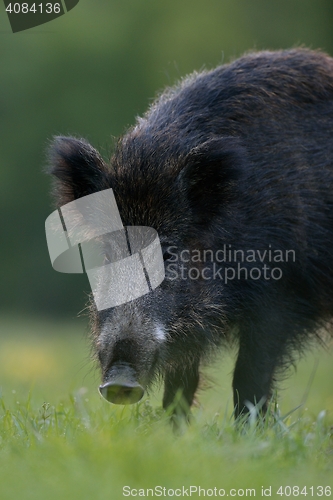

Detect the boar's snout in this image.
[99,364,145,405]
[99,381,144,404]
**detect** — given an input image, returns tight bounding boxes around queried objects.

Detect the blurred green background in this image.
[0,0,332,420]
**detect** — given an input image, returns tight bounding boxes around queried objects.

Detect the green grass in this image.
[0,316,332,500]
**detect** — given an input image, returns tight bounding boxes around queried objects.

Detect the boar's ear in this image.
[47,136,110,207]
[179,137,244,220]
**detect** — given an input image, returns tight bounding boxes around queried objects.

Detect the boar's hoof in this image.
[99,382,144,405]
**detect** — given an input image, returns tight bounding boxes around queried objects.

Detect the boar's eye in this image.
[162,245,178,262]
[163,251,173,262]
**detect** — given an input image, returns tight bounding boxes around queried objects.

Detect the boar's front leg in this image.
[162,360,200,421]
[232,318,289,419]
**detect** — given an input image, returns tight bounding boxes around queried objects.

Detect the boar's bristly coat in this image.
[48,48,333,421]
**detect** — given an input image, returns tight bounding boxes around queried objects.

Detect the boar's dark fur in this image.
[48,48,333,420]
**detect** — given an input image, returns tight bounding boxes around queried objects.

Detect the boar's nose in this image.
[99,364,144,404]
[99,381,144,404]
